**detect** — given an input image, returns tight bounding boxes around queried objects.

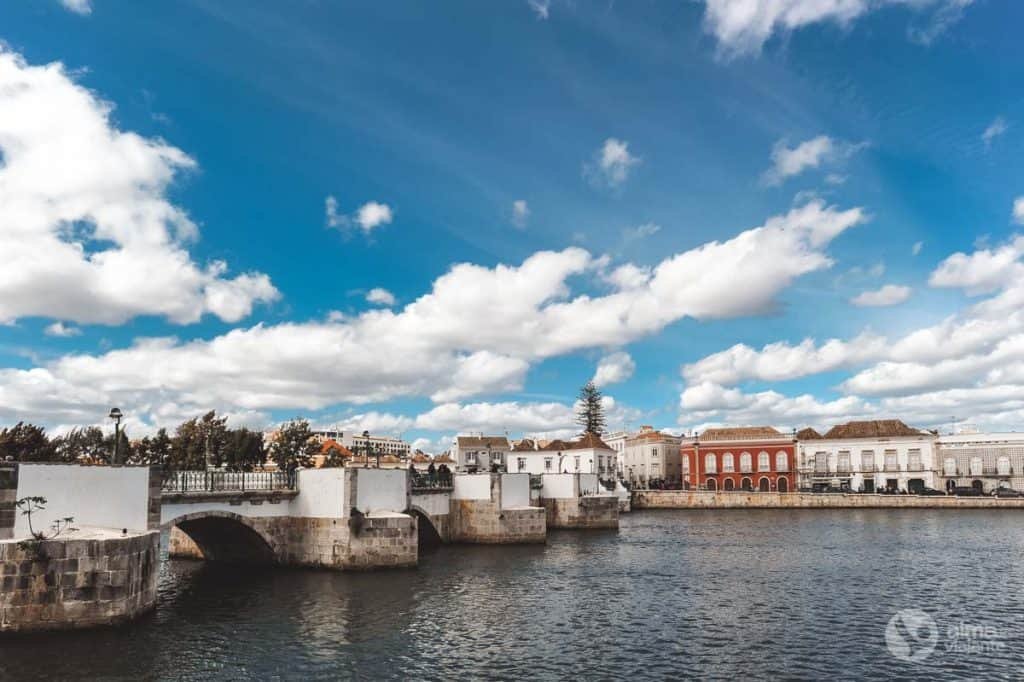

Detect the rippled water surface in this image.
[3,510,1024,680]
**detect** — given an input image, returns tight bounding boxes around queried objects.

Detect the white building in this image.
[797,420,939,493]
[452,435,510,473]
[604,431,628,478]
[620,426,682,488]
[936,432,1024,493]
[312,430,411,458]
[508,434,617,484]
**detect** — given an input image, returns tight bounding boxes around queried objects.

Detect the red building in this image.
[681,426,796,493]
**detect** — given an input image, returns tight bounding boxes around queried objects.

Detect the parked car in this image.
[916,488,946,496]
[993,487,1024,498]
[952,486,983,497]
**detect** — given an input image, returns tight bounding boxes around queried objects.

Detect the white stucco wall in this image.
[452,474,492,500]
[292,468,346,518]
[578,473,602,496]
[541,473,576,499]
[161,499,295,526]
[500,473,531,509]
[353,468,408,514]
[16,464,152,535]
[410,492,450,516]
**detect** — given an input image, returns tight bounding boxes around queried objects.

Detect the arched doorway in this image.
[758,477,770,492]
[410,508,443,552]
[777,477,789,493]
[972,479,984,493]
[740,477,753,492]
[705,478,718,491]
[723,478,735,491]
[168,512,277,564]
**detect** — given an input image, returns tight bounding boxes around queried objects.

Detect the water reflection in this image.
[2,511,1023,680]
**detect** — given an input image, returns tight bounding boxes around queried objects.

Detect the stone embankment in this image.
[633,490,1024,509]
[0,528,159,633]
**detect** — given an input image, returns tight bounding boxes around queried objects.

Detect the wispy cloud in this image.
[527,0,550,20]
[850,284,912,307]
[584,138,641,189]
[512,199,530,229]
[325,196,394,235]
[982,116,1008,148]
[59,0,91,15]
[762,136,864,186]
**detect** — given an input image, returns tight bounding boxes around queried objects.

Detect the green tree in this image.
[171,411,229,470]
[575,380,607,436]
[269,419,318,471]
[130,428,173,468]
[0,422,56,462]
[53,426,107,463]
[224,428,266,472]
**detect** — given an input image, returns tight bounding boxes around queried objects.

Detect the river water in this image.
[2,510,1023,680]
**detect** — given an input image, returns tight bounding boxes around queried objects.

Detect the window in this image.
[740,452,752,473]
[884,450,898,472]
[722,452,735,472]
[814,452,828,473]
[998,456,1011,476]
[651,448,659,459]
[573,456,580,471]
[544,457,553,471]
[517,457,526,471]
[838,451,851,473]
[943,457,956,476]
[969,457,983,476]
[862,451,875,472]
[705,453,717,474]
[682,457,691,474]
[492,452,503,464]
[758,451,770,472]
[775,451,788,472]
[907,449,921,472]
[466,452,477,465]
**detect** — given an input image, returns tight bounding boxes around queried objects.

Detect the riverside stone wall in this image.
[450,500,545,544]
[633,490,1024,509]
[544,495,619,529]
[0,530,159,633]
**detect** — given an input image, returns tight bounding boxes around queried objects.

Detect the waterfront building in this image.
[620,426,682,488]
[682,426,796,492]
[936,432,1024,493]
[311,430,411,458]
[508,433,617,484]
[796,420,938,493]
[452,435,510,472]
[603,430,628,478]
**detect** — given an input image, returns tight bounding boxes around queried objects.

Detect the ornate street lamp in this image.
[108,407,123,465]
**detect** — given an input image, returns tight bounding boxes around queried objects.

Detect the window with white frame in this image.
[998,456,1011,476]
[814,452,827,473]
[943,457,956,476]
[907,449,921,472]
[758,451,770,472]
[722,452,735,472]
[862,450,875,472]
[884,450,898,472]
[466,452,477,464]
[969,457,983,476]
[838,451,851,473]
[740,452,752,473]
[705,453,717,474]
[517,457,526,471]
[775,451,788,472]
[544,457,552,471]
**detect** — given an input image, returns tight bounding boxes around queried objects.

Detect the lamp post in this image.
[108,407,123,465]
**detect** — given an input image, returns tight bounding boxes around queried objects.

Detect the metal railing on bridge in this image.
[162,470,296,493]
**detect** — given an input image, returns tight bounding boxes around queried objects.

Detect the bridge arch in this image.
[164,511,278,564]
[409,505,444,550]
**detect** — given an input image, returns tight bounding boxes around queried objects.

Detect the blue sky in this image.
[1,0,1023,450]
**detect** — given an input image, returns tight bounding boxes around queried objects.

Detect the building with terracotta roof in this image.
[682,426,795,492]
[506,433,617,483]
[452,435,510,473]
[796,420,938,493]
[621,426,683,488]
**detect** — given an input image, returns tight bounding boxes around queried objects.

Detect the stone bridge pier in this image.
[540,473,620,530]
[448,473,546,543]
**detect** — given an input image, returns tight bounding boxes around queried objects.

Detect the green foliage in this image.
[322,443,347,468]
[0,422,56,462]
[172,411,229,470]
[15,496,76,559]
[575,380,607,436]
[269,419,318,471]
[130,428,173,468]
[52,426,106,463]
[224,427,266,472]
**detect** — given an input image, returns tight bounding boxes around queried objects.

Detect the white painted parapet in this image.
[15,464,155,535]
[500,473,531,509]
[452,473,493,500]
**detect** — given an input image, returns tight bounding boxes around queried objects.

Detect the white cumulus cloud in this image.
[44,322,82,338]
[593,352,636,387]
[763,135,863,186]
[325,196,394,235]
[0,50,279,326]
[850,284,912,307]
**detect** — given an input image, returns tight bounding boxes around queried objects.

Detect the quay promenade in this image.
[633,489,1024,509]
